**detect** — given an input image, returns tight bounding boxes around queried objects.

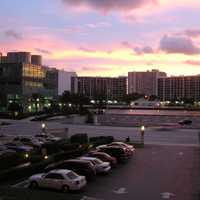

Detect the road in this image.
[0,119,199,146]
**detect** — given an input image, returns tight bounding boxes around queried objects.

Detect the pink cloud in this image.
[184,60,200,66]
[160,35,200,55]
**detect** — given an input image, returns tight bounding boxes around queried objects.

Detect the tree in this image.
[123,93,144,104]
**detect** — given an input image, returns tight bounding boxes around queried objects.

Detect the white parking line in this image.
[161,192,175,199]
[80,196,104,200]
[12,180,29,188]
[113,187,128,194]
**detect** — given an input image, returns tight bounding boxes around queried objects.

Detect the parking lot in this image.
[1,144,200,200]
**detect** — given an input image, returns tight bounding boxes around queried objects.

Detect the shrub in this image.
[89,136,114,146]
[70,134,88,144]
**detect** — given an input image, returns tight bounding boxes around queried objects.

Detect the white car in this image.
[29,169,87,192]
[79,157,111,174]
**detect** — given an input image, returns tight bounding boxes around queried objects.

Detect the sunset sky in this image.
[1,0,200,76]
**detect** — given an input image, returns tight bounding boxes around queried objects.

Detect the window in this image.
[45,173,64,179]
[67,171,78,180]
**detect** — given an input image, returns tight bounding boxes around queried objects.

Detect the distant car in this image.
[79,157,111,174]
[98,146,129,162]
[35,133,61,142]
[86,151,117,167]
[13,136,43,148]
[5,142,33,153]
[29,169,87,192]
[179,119,192,125]
[45,159,96,180]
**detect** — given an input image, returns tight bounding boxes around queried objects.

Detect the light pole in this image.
[42,123,46,134]
[140,125,145,143]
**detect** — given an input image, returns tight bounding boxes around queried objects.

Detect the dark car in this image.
[86,151,117,167]
[98,146,129,162]
[45,159,96,180]
[5,142,33,153]
[178,119,192,125]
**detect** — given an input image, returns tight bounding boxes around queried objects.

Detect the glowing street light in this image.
[140,125,145,143]
[24,153,29,159]
[42,123,46,133]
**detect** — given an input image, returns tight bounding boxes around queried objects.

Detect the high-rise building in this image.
[72,76,127,100]
[158,76,200,101]
[0,56,8,63]
[128,69,167,96]
[0,63,58,109]
[44,68,77,96]
[31,55,42,65]
[58,70,77,95]
[7,52,31,64]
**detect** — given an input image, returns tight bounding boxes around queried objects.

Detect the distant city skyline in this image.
[1,0,200,77]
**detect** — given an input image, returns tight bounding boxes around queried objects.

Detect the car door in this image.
[52,173,66,190]
[41,173,60,189]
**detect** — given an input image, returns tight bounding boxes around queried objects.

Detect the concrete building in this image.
[58,70,77,95]
[128,69,167,96]
[0,53,7,63]
[7,52,31,64]
[158,76,200,101]
[31,55,42,65]
[72,76,127,100]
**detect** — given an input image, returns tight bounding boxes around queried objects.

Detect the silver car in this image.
[29,169,87,192]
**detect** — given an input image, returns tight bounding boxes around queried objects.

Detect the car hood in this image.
[30,173,44,180]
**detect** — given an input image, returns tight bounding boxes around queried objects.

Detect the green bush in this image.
[70,134,88,144]
[89,136,114,146]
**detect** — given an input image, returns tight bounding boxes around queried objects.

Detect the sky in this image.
[1,0,200,77]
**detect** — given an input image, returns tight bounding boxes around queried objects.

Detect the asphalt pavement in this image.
[1,144,200,200]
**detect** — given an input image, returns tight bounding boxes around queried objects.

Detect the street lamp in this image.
[42,123,46,133]
[140,125,145,143]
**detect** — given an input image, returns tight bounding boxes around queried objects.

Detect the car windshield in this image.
[67,171,78,179]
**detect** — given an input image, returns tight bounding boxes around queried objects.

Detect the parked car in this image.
[45,159,96,180]
[108,142,135,156]
[79,156,111,174]
[86,151,117,167]
[13,136,44,148]
[5,142,33,153]
[35,133,61,142]
[97,146,129,162]
[29,169,87,192]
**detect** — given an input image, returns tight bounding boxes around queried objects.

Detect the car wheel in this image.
[30,181,38,189]
[62,185,69,193]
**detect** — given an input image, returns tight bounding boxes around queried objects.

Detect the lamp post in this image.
[42,123,46,134]
[140,125,145,143]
